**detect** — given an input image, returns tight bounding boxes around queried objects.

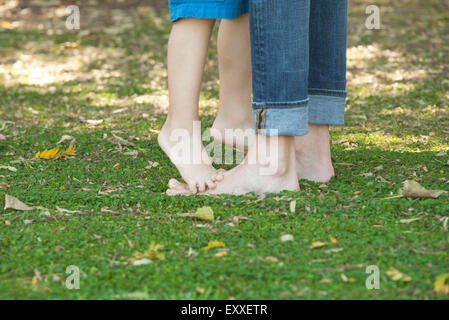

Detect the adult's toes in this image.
[212,171,225,182]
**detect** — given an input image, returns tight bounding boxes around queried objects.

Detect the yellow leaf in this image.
[320,278,332,284]
[113,163,120,169]
[145,242,165,260]
[178,206,214,222]
[1,20,12,28]
[214,251,227,257]
[330,237,337,244]
[194,206,214,222]
[63,42,80,49]
[434,273,449,295]
[35,145,76,159]
[310,241,327,249]
[386,267,412,282]
[204,240,225,250]
[31,276,37,285]
[63,145,76,156]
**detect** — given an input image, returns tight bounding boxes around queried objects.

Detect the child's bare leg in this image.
[211,14,252,151]
[158,18,223,194]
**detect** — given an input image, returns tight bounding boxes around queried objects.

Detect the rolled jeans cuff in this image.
[308,94,346,125]
[252,104,309,137]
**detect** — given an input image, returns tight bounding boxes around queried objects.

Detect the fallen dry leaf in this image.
[178,206,214,222]
[0,165,17,172]
[86,119,103,126]
[204,240,225,250]
[399,180,447,199]
[107,133,135,147]
[320,278,332,284]
[214,251,228,257]
[129,242,165,265]
[56,135,75,145]
[330,237,338,244]
[4,194,34,211]
[289,200,296,213]
[62,42,80,49]
[386,267,412,282]
[131,258,152,266]
[113,163,120,169]
[35,145,76,159]
[434,273,449,295]
[400,217,423,224]
[0,133,6,141]
[281,234,294,242]
[265,256,278,262]
[310,241,327,249]
[195,287,205,294]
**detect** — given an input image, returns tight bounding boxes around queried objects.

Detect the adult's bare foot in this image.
[295,124,335,183]
[166,134,299,195]
[211,113,252,151]
[158,121,223,194]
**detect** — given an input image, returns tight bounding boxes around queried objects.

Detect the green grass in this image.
[0,0,448,299]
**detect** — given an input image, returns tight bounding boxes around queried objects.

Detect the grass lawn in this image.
[0,0,448,299]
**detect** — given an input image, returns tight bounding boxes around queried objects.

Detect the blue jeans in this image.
[250,0,348,136]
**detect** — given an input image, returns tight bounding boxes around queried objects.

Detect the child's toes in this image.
[197,181,206,193]
[168,178,184,190]
[205,178,216,190]
[187,182,198,194]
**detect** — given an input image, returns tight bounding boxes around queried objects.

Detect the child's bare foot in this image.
[166,135,299,196]
[158,121,223,194]
[295,124,335,183]
[211,112,252,151]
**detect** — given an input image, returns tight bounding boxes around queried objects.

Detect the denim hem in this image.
[252,98,309,108]
[308,88,347,97]
[308,94,346,126]
[169,5,249,22]
[253,105,309,137]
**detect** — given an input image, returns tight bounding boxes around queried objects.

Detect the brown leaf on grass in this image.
[330,237,338,244]
[113,163,120,169]
[386,267,412,282]
[289,200,296,213]
[178,206,214,222]
[107,133,135,147]
[400,217,423,224]
[265,256,278,262]
[400,180,447,198]
[320,278,332,284]
[214,251,228,257]
[4,194,34,211]
[310,241,327,249]
[56,135,75,145]
[434,273,449,295]
[195,287,205,294]
[0,165,17,172]
[281,234,294,242]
